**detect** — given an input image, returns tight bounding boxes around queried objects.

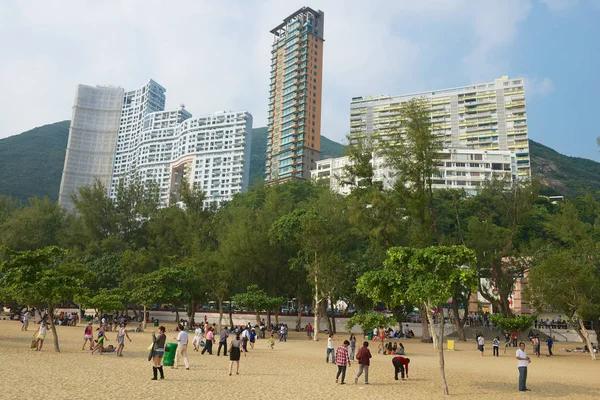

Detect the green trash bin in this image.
[367,332,373,340]
[154,319,159,327]
[163,343,177,367]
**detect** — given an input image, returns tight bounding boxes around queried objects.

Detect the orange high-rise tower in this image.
[265,7,324,182]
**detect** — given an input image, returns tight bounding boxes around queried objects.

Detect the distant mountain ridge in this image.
[1,121,598,202]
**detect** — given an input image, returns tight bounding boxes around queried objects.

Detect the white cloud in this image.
[540,0,579,12]
[0,0,537,144]
[523,76,555,100]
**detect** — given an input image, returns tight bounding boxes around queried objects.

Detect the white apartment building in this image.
[59,84,124,212]
[350,76,530,179]
[61,79,253,210]
[312,149,517,196]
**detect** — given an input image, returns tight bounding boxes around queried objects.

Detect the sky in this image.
[0,0,599,160]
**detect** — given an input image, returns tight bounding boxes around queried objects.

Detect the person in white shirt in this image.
[477,335,485,356]
[326,334,335,363]
[34,320,49,351]
[21,311,30,331]
[192,325,203,352]
[241,327,251,352]
[173,324,189,370]
[515,342,531,392]
[116,323,131,357]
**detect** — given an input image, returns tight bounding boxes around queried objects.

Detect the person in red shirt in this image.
[355,341,372,384]
[335,340,351,384]
[202,327,214,355]
[392,355,410,380]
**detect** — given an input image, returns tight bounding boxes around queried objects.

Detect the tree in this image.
[346,312,395,335]
[357,245,477,395]
[231,285,278,325]
[488,314,536,334]
[0,246,85,352]
[527,250,600,360]
[76,288,126,320]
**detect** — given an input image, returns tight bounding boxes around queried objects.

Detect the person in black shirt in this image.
[151,326,167,380]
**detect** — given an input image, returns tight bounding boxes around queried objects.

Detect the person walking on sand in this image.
[82,322,94,350]
[192,324,203,352]
[493,336,500,357]
[478,334,485,356]
[268,333,275,350]
[228,333,243,376]
[306,322,313,339]
[217,326,229,356]
[335,340,351,384]
[516,342,531,392]
[33,319,49,351]
[116,323,132,357]
[349,334,357,361]
[173,324,189,370]
[392,355,410,380]
[546,337,553,356]
[21,310,30,331]
[326,333,335,363]
[355,341,372,384]
[151,326,167,380]
[201,327,214,355]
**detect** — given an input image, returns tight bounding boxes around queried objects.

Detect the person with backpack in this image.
[355,341,372,384]
[82,322,94,350]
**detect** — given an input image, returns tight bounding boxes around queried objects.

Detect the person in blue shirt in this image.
[546,337,553,356]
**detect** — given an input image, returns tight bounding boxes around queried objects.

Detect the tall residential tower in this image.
[265,6,324,182]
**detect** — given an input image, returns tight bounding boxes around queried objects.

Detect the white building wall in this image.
[312,149,517,196]
[59,84,124,212]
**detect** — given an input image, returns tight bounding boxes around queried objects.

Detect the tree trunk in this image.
[228,307,234,329]
[577,318,597,361]
[295,297,302,332]
[142,305,147,330]
[322,301,332,334]
[274,309,280,325]
[266,310,271,327]
[48,305,60,353]
[329,296,337,334]
[218,298,224,332]
[313,271,320,341]
[255,311,261,325]
[451,300,466,341]
[438,304,449,395]
[425,306,439,349]
[175,306,180,324]
[187,301,196,326]
[420,306,431,342]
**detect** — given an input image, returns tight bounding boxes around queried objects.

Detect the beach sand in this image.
[1,320,598,399]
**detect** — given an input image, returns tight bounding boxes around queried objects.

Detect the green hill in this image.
[0,121,70,202]
[2,120,597,201]
[0,122,346,202]
[530,139,600,198]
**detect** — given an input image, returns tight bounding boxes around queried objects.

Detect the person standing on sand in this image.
[349,334,356,361]
[228,333,243,376]
[82,322,94,350]
[116,323,132,357]
[268,334,275,350]
[217,326,229,356]
[306,322,313,339]
[326,333,335,363]
[335,340,351,384]
[173,324,189,370]
[516,342,531,392]
[192,324,203,352]
[392,355,410,380]
[478,335,485,356]
[151,326,167,380]
[33,320,49,351]
[355,341,371,384]
[493,336,500,357]
[546,337,553,356]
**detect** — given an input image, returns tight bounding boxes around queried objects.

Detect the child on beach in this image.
[268,334,275,350]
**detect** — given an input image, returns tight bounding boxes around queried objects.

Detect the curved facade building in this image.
[58,85,124,212]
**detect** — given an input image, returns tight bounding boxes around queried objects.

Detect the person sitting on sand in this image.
[397,343,405,355]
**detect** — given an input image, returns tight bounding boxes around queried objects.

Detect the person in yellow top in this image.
[268,334,275,350]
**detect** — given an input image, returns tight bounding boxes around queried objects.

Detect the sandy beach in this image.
[1,320,598,399]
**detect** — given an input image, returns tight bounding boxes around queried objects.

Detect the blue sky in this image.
[0,0,598,160]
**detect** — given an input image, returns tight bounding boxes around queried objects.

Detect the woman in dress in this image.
[228,332,243,376]
[151,326,167,380]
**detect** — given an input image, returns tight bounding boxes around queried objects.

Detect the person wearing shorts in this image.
[34,320,49,351]
[91,325,108,355]
[83,322,94,350]
[22,311,30,331]
[151,326,167,380]
[116,323,131,357]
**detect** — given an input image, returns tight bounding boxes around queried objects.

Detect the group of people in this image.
[326,333,411,384]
